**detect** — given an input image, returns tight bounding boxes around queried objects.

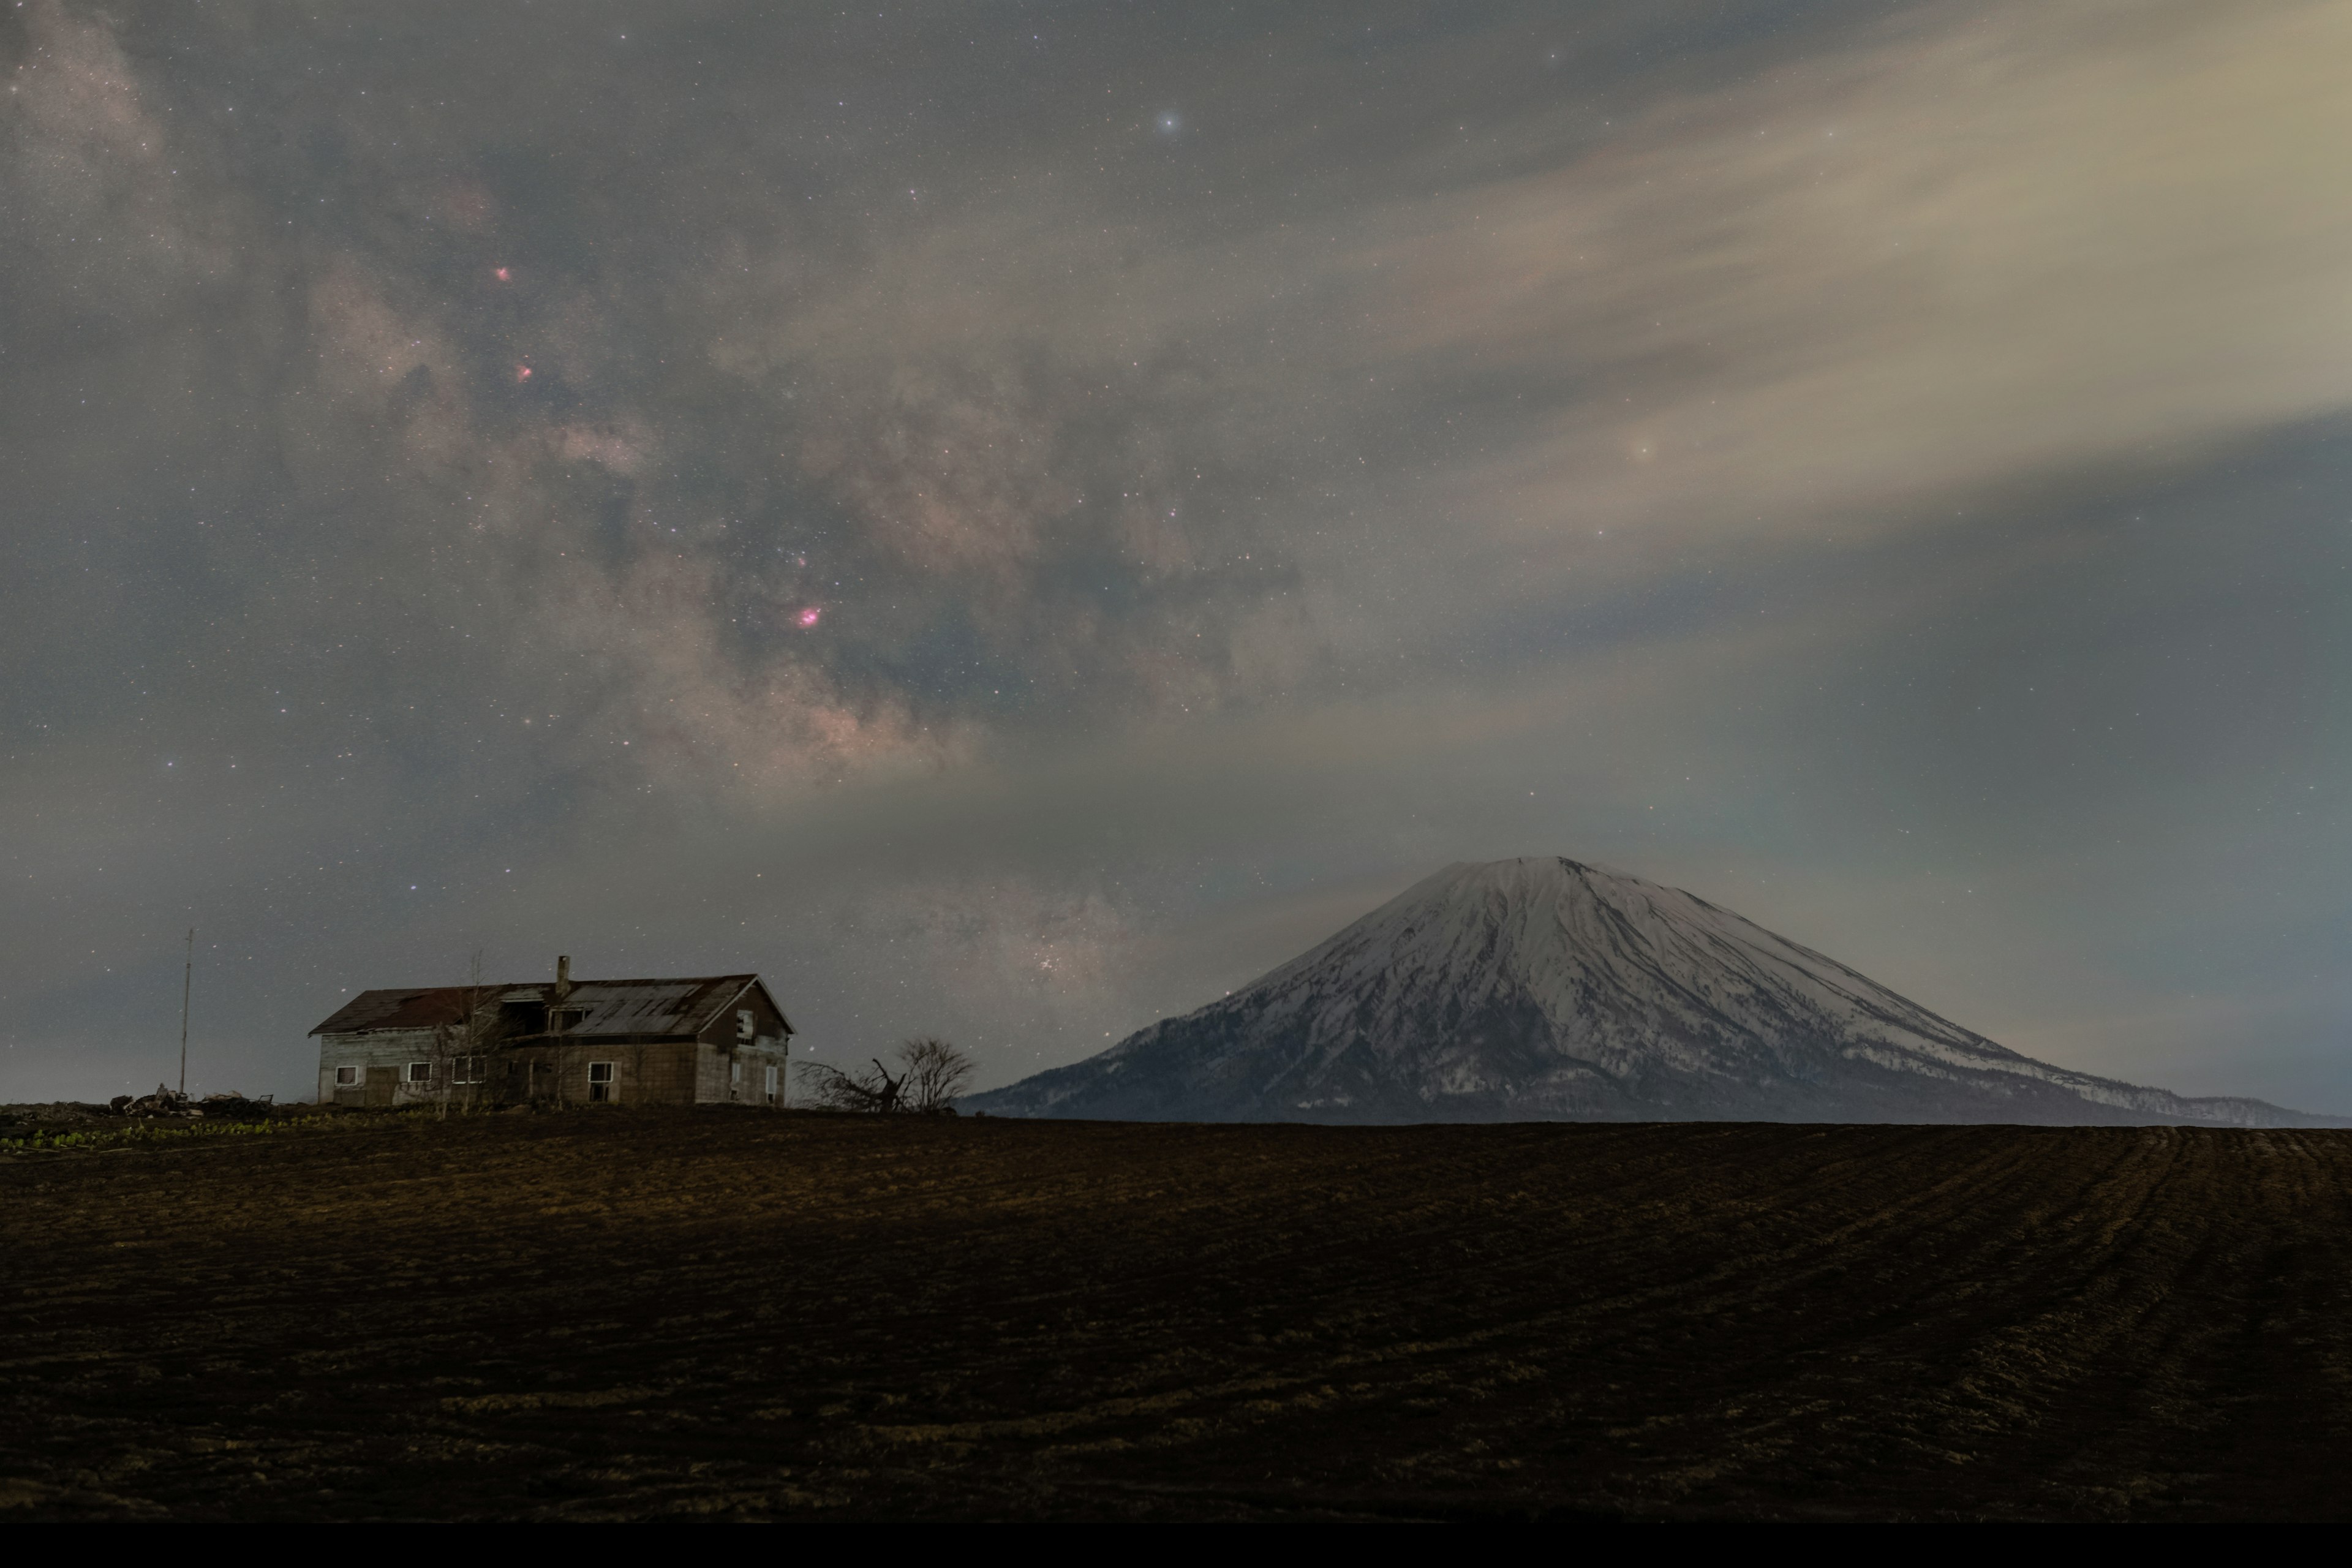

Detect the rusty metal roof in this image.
[309,974,790,1040]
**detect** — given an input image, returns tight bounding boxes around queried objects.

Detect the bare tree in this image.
[897,1038,974,1114]
[803,1038,973,1115]
[428,952,499,1118]
[802,1057,902,1114]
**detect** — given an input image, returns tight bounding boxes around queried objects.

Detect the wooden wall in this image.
[315,984,794,1107]
[699,986,792,1106]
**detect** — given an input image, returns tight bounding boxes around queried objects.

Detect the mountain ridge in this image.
[965,857,2342,1127]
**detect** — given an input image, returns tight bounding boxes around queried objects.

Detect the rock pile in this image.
[109,1087,273,1119]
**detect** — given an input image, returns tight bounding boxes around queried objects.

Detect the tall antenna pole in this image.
[178,927,194,1098]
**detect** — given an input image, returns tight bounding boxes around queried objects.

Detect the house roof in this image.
[308,974,792,1041]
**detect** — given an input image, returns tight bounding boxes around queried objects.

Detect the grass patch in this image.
[0,1118,326,1155]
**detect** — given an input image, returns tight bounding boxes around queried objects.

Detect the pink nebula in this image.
[494,266,511,282]
[796,607,823,628]
[514,365,533,382]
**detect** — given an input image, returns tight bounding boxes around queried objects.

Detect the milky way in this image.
[4,1,2348,1109]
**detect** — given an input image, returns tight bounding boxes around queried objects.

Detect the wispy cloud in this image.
[1352,0,2352,568]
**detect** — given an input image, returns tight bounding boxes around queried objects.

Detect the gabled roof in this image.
[309,974,792,1041]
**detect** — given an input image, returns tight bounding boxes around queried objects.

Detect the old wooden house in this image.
[309,957,794,1108]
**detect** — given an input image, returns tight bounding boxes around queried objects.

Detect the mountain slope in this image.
[965,858,2339,1127]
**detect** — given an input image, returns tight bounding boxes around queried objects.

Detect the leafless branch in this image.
[801,1039,973,1114]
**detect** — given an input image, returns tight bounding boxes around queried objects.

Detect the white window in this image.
[405,1061,432,1085]
[587,1061,616,1103]
[737,1009,755,1041]
[335,1065,358,1087]
[764,1065,778,1101]
[451,1055,486,1084]
[730,1059,742,1084]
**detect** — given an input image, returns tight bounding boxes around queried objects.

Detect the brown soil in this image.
[4,1109,2349,1520]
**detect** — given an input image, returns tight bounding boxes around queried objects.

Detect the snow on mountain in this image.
[964,858,2340,1127]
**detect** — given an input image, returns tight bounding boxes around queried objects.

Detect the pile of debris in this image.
[110,1087,274,1120]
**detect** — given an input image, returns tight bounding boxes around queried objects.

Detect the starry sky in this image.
[4,0,2349,1110]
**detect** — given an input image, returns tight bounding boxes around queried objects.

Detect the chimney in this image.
[554,954,573,1007]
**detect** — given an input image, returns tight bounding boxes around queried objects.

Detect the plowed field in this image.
[4,1110,2349,1520]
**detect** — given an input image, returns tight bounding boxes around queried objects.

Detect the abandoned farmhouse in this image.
[309,958,794,1107]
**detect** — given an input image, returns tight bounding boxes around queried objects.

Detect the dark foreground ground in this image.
[4,1109,2350,1520]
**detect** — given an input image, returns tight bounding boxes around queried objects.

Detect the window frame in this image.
[334,1065,359,1087]
[587,1060,616,1103]
[405,1060,432,1085]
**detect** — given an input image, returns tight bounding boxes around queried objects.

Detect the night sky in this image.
[4,1,2348,1110]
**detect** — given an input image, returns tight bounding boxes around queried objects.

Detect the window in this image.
[335,1065,358,1087]
[587,1061,616,1103]
[738,1009,755,1041]
[764,1065,778,1102]
[451,1055,486,1085]
[405,1061,432,1085]
[730,1059,742,1084]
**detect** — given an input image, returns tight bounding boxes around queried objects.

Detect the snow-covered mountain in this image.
[965,858,2339,1126]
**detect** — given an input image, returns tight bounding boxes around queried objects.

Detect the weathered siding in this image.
[317,1033,711,1107]
[317,1029,455,1107]
[699,985,791,1106]
[502,1041,700,1106]
[313,976,793,1107]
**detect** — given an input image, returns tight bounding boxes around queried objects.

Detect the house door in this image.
[364,1065,396,1107]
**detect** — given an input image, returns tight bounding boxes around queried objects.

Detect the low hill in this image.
[966,857,2339,1126]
